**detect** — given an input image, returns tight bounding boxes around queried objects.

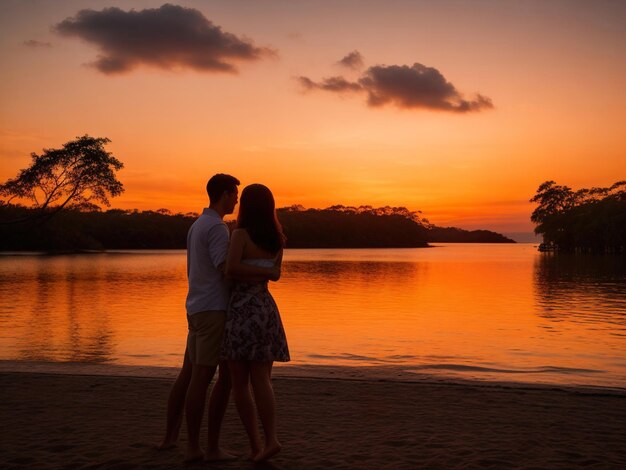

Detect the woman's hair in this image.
[236,184,286,254]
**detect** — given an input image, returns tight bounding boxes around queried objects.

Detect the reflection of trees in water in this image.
[279,261,427,317]
[16,260,56,361]
[19,258,114,363]
[533,253,626,327]
[64,266,114,363]
[284,261,424,287]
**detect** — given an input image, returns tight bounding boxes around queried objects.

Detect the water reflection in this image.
[530,253,626,386]
[534,253,626,330]
[0,253,188,364]
[16,256,115,362]
[1,246,625,387]
[284,260,426,296]
[274,260,428,366]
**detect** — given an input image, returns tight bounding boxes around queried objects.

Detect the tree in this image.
[530,180,626,253]
[0,135,124,222]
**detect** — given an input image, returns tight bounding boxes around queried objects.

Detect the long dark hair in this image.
[236,184,286,254]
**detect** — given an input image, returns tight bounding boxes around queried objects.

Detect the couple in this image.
[158,174,290,463]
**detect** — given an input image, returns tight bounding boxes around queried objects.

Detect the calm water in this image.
[1,245,625,387]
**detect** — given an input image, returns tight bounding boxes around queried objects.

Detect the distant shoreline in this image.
[0,243,539,255]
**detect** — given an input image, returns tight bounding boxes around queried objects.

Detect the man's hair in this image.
[206,174,240,203]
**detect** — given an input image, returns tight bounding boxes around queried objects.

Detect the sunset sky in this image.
[1,0,624,233]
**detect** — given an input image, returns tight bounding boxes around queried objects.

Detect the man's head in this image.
[207,173,240,215]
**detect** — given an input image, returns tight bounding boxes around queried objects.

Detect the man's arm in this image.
[208,223,230,270]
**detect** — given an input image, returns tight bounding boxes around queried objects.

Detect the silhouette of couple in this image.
[158,174,290,463]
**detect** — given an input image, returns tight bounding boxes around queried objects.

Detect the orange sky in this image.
[1,0,625,233]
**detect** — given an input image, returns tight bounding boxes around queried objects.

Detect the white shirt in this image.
[185,208,230,315]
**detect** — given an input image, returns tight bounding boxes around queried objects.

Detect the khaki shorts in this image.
[186,310,226,366]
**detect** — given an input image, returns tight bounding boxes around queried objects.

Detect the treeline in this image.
[427,226,515,243]
[277,205,429,248]
[0,205,195,251]
[531,180,626,253]
[277,205,513,247]
[0,204,513,251]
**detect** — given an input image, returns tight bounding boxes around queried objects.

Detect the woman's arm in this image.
[225,230,280,282]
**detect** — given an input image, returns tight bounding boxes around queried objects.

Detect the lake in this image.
[1,244,624,388]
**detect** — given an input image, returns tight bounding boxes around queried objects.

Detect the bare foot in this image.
[253,441,282,462]
[248,449,261,461]
[184,448,205,463]
[156,437,178,451]
[205,447,238,462]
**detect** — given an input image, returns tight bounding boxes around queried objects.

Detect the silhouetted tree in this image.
[0,135,123,223]
[531,180,626,253]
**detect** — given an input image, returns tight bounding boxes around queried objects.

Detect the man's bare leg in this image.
[205,361,237,461]
[229,360,262,460]
[157,348,192,450]
[250,361,281,461]
[184,363,217,462]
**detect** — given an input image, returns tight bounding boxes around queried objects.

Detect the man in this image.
[159,174,277,462]
[183,173,240,462]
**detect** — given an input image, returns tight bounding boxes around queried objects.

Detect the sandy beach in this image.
[1,363,625,469]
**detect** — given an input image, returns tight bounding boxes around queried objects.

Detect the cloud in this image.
[337,50,364,70]
[54,3,274,74]
[361,64,493,112]
[298,76,363,93]
[299,62,493,113]
[23,40,52,48]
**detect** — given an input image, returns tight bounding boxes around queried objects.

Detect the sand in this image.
[1,365,625,469]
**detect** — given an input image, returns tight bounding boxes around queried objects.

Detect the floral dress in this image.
[221,259,290,362]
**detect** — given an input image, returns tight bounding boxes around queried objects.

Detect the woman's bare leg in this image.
[229,360,262,459]
[250,361,281,461]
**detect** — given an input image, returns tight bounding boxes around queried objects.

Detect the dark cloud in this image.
[54,4,274,74]
[298,76,363,93]
[299,62,493,113]
[337,50,364,70]
[23,40,52,48]
[360,64,493,112]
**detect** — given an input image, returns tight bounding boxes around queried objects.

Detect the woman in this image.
[222,184,290,462]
